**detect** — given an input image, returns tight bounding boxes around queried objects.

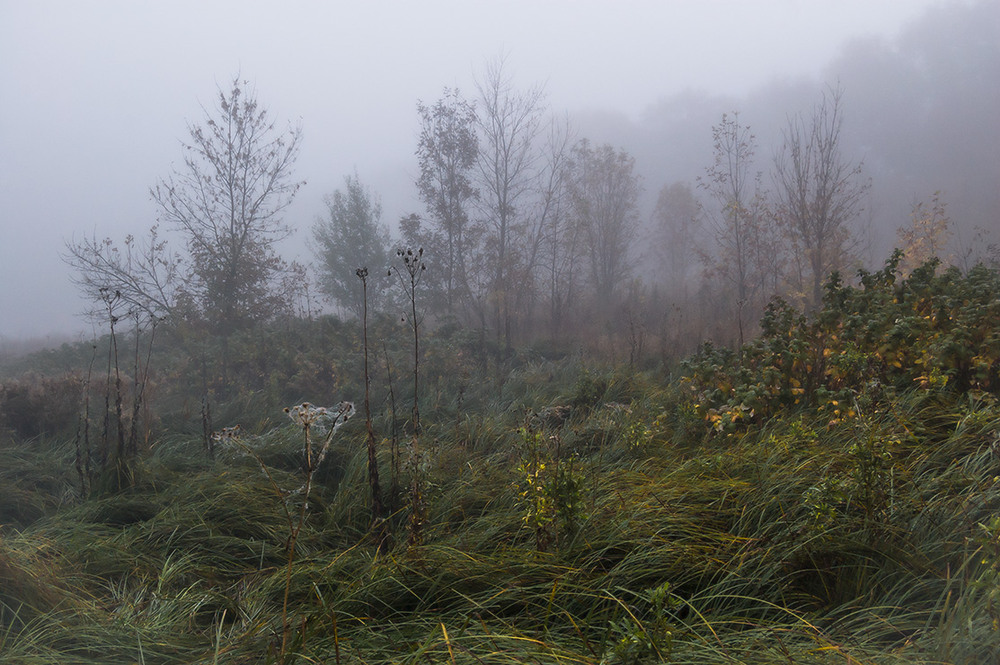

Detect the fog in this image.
[1,0,994,346]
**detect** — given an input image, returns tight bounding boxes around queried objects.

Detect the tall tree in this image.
[773,89,869,308]
[567,140,641,305]
[535,118,577,339]
[415,88,479,317]
[650,181,700,297]
[698,113,780,343]
[700,114,765,303]
[151,76,303,332]
[474,55,546,353]
[312,174,392,318]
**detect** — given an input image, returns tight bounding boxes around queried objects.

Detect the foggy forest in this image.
[1,1,999,663]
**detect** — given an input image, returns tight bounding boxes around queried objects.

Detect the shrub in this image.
[682,256,1000,436]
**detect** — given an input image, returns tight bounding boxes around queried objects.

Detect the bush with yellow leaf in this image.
[682,252,1000,436]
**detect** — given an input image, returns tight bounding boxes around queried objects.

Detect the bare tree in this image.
[773,88,869,308]
[416,88,479,317]
[535,117,578,339]
[567,140,642,306]
[698,113,780,344]
[151,76,304,332]
[474,55,546,353]
[487,113,574,344]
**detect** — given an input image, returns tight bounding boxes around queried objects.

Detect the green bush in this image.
[682,255,1000,437]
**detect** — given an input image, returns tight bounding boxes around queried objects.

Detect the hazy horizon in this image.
[1,0,986,345]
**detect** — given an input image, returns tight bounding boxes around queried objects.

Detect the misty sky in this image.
[0,0,953,341]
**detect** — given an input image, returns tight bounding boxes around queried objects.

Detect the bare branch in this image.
[63,225,182,321]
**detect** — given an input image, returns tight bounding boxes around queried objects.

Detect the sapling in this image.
[515,416,586,552]
[515,420,554,552]
[110,309,126,481]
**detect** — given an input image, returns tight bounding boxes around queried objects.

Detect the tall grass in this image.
[2,306,998,663]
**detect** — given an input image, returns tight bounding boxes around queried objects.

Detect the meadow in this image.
[1,257,998,664]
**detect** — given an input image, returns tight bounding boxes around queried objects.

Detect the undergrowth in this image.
[1,257,998,663]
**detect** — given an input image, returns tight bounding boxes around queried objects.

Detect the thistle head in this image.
[210,424,242,443]
[285,402,327,427]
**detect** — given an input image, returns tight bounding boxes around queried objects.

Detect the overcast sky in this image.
[0,0,950,341]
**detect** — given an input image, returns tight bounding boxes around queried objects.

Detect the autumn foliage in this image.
[683,252,1000,434]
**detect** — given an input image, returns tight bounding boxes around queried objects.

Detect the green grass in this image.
[2,310,999,663]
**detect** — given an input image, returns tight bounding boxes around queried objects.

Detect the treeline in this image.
[63,51,999,372]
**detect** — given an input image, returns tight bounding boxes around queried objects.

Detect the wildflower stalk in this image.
[202,395,214,460]
[98,289,118,472]
[357,268,385,541]
[392,247,426,547]
[97,287,131,489]
[284,402,353,659]
[74,341,98,498]
[383,340,400,513]
[228,401,354,663]
[126,311,158,459]
[111,309,125,471]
